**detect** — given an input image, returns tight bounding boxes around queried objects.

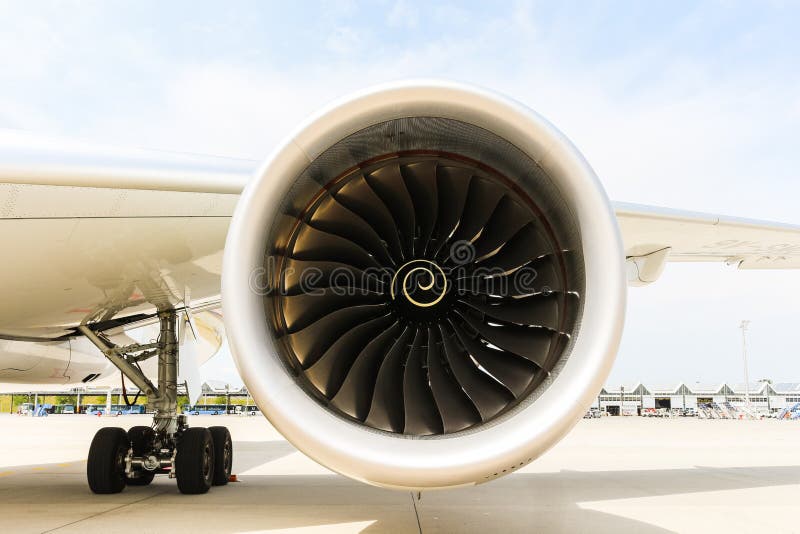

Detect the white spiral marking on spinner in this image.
[390,259,448,308]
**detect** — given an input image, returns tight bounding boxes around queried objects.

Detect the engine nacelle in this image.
[222,81,626,490]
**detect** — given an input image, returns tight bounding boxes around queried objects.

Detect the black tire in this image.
[87,427,128,494]
[175,427,214,494]
[208,426,233,486]
[126,426,155,486]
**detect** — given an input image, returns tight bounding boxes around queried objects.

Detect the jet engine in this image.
[222,81,626,490]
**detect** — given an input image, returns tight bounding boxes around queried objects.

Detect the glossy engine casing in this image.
[223,80,627,490]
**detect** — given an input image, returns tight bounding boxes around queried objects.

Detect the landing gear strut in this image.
[80,310,232,494]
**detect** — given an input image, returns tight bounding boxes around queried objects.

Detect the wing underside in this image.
[0,131,255,338]
[616,202,800,285]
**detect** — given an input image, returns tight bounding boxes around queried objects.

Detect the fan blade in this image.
[426,326,482,433]
[449,176,505,246]
[528,253,565,294]
[291,223,383,270]
[365,326,416,432]
[431,165,472,257]
[308,196,394,266]
[365,163,416,257]
[437,323,514,421]
[453,309,553,368]
[280,290,387,333]
[305,312,397,398]
[331,321,403,420]
[458,254,563,297]
[273,154,581,437]
[402,328,444,435]
[285,304,390,368]
[449,319,538,398]
[471,196,533,260]
[401,160,438,256]
[279,258,386,295]
[333,174,404,262]
[458,293,560,330]
[474,223,550,274]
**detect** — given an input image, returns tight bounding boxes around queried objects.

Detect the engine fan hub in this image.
[390,259,455,323]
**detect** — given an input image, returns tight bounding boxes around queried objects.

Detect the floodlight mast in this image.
[739,320,751,411]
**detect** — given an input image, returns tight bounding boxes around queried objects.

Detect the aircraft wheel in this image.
[208,426,233,485]
[175,427,214,494]
[87,427,128,494]
[126,426,155,486]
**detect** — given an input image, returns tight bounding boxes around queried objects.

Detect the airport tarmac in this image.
[0,414,798,534]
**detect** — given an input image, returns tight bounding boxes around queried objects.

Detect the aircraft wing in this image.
[0,128,251,193]
[0,130,255,339]
[615,202,800,285]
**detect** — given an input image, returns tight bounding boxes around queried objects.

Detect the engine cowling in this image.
[222,80,626,490]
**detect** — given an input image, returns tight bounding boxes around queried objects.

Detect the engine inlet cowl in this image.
[223,81,626,490]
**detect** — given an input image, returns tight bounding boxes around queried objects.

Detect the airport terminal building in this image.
[5,379,800,418]
[598,382,800,415]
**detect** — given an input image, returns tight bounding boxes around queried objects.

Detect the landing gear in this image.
[80,310,233,495]
[87,427,128,494]
[125,426,155,486]
[209,426,232,486]
[175,428,215,494]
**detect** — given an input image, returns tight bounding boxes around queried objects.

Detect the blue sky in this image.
[2,1,799,385]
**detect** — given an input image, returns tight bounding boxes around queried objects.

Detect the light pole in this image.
[740,320,751,412]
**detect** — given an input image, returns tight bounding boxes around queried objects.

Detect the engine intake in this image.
[223,81,626,489]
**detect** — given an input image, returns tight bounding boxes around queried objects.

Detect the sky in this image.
[1,0,799,387]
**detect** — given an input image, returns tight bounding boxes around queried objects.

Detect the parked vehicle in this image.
[82,403,146,415]
[182,404,226,415]
[234,405,261,416]
[119,404,146,415]
[53,404,75,414]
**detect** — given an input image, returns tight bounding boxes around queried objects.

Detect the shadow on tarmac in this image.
[0,441,797,533]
